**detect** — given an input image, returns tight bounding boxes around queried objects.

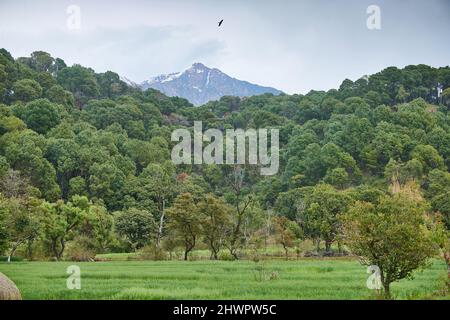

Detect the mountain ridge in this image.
[139,63,283,106]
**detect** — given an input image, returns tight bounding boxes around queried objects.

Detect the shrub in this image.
[65,236,97,261]
[218,251,234,261]
[139,244,168,261]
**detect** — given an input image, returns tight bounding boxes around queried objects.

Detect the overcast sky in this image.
[0,0,449,94]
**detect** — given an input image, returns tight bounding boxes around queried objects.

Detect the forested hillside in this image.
[0,49,449,291]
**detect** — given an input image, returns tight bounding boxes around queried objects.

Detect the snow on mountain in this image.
[139,63,282,106]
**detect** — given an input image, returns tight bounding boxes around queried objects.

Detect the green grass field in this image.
[0,258,448,300]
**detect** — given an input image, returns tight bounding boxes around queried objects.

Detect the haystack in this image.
[0,272,22,300]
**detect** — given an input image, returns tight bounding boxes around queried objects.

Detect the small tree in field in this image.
[273,215,300,260]
[166,193,201,260]
[340,189,437,298]
[114,208,156,251]
[199,194,232,260]
[1,196,41,263]
[41,196,90,260]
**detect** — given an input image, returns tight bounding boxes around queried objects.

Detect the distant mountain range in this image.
[138,63,283,106]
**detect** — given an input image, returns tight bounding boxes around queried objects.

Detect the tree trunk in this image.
[26,240,34,261]
[325,240,332,252]
[337,242,342,254]
[229,247,239,260]
[314,239,321,252]
[184,238,195,261]
[380,271,391,299]
[7,250,14,263]
[156,200,165,248]
[51,239,58,260]
[8,241,21,263]
[383,282,391,299]
[211,247,218,260]
[57,239,65,261]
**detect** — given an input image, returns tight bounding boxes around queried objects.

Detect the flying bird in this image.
[218,19,223,27]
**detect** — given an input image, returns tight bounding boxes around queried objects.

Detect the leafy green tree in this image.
[223,166,254,259]
[79,203,114,253]
[430,192,450,229]
[13,99,64,134]
[45,138,81,199]
[88,162,126,211]
[132,161,176,246]
[35,71,57,92]
[442,87,450,106]
[12,79,42,102]
[340,190,437,298]
[302,184,350,252]
[273,215,301,260]
[1,196,41,262]
[124,139,166,172]
[384,158,423,184]
[68,176,88,198]
[166,193,202,260]
[396,85,409,103]
[324,167,349,189]
[0,106,26,135]
[40,196,90,260]
[274,188,304,220]
[2,130,60,200]
[27,51,55,72]
[95,71,128,99]
[46,84,75,108]
[411,144,445,173]
[425,169,450,198]
[0,155,10,178]
[57,64,100,108]
[114,207,156,251]
[199,194,232,259]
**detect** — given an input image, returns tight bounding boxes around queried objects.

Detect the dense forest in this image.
[0,49,449,295]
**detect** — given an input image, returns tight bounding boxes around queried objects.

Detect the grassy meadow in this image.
[0,258,447,300]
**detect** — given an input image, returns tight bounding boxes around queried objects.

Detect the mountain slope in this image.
[140,63,282,106]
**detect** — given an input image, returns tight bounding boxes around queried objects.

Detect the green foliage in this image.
[12,99,64,134]
[166,193,202,260]
[46,85,75,108]
[300,184,351,251]
[114,208,157,251]
[40,195,91,260]
[198,194,232,259]
[340,189,437,298]
[0,48,448,272]
[57,64,100,107]
[12,79,42,102]
[273,215,301,259]
[411,144,445,173]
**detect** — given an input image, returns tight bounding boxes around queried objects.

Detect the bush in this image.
[65,236,96,261]
[139,245,168,261]
[218,251,234,261]
[65,246,96,262]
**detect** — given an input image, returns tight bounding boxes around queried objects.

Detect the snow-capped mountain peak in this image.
[140,63,282,106]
